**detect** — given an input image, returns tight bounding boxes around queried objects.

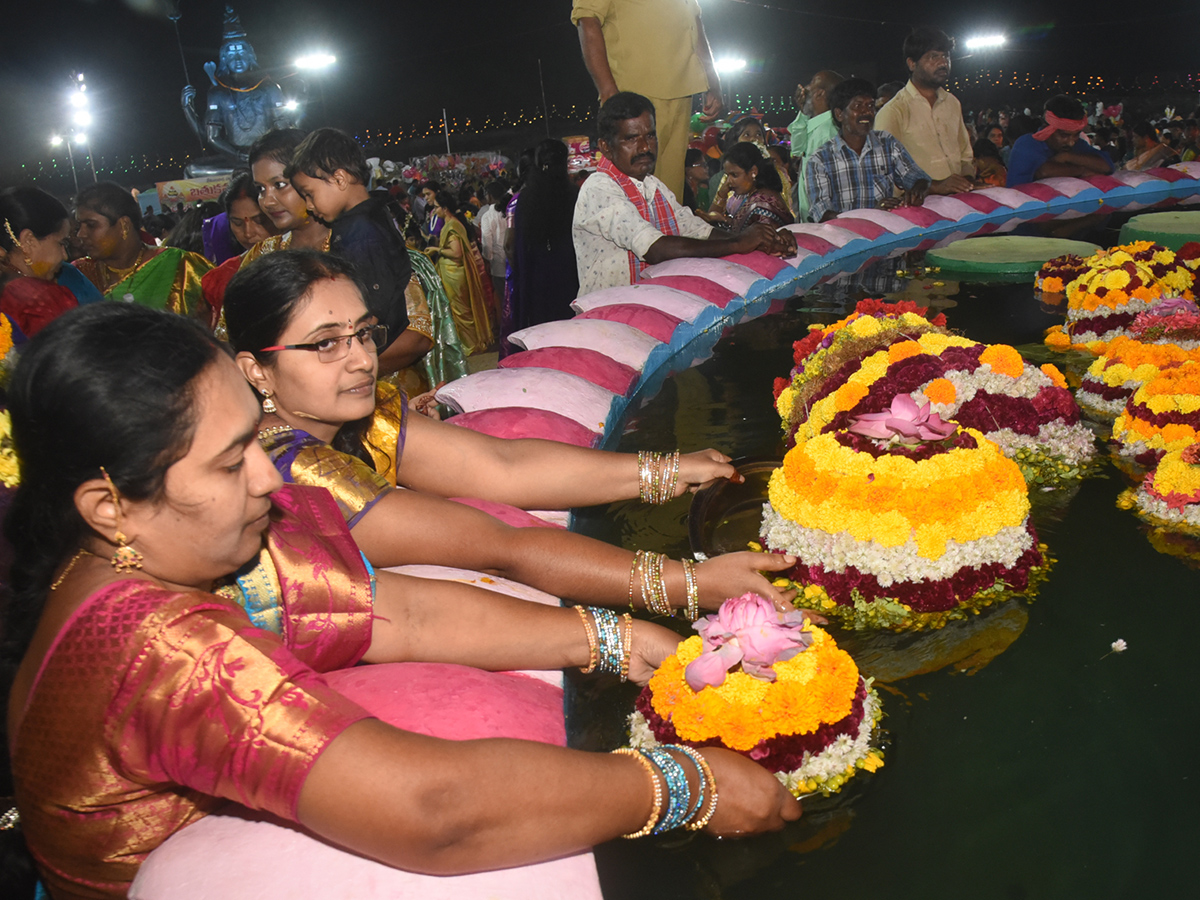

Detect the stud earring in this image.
[262,391,278,415]
[100,467,144,574]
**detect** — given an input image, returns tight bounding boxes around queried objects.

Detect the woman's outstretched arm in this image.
[398,411,741,508]
[351,488,797,611]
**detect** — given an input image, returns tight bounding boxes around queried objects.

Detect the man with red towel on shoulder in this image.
[572,92,796,297]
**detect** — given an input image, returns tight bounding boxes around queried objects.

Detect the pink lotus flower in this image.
[684,593,813,692]
[848,394,958,445]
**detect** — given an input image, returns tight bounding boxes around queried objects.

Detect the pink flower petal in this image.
[684,642,744,691]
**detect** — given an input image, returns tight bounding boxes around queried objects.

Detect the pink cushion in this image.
[1148,166,1193,182]
[1082,174,1126,192]
[323,663,565,743]
[635,274,738,306]
[884,205,949,228]
[577,304,683,342]
[721,251,790,278]
[955,192,1003,214]
[500,346,639,394]
[447,407,600,447]
[1011,182,1064,202]
[788,232,838,255]
[829,217,889,240]
[451,496,567,530]
[131,662,602,900]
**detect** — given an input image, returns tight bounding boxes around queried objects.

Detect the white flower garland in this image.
[759,504,1033,584]
[984,421,1098,466]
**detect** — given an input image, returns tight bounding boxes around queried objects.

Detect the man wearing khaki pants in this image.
[573,0,725,202]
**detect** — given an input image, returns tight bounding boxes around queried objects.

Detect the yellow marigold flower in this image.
[848,316,883,338]
[776,386,796,421]
[1153,448,1200,495]
[1040,364,1068,389]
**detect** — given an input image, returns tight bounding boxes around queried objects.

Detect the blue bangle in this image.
[589,607,623,675]
[670,745,707,825]
[644,747,692,834]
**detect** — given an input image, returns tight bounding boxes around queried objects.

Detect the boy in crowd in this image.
[288,129,430,373]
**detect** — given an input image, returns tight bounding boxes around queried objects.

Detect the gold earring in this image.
[100,467,144,574]
[262,391,277,414]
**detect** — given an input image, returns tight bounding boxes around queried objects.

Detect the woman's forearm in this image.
[300,723,655,875]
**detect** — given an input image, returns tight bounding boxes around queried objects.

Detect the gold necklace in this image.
[50,548,96,591]
[258,425,294,438]
[99,245,146,294]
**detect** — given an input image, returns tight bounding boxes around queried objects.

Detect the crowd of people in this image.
[3,4,1200,897]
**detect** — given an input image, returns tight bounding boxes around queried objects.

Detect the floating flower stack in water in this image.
[1035,254,1091,295]
[1076,301,1200,421]
[761,402,1048,630]
[1044,241,1196,354]
[1118,442,1200,532]
[629,594,884,797]
[1111,360,1200,466]
[779,304,1096,487]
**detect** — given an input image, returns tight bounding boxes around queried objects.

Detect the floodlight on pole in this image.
[73,110,92,128]
[715,57,747,74]
[284,99,299,111]
[964,34,1006,50]
[295,52,336,70]
[70,91,88,108]
[51,134,80,192]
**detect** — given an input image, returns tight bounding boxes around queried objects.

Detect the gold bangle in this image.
[682,558,700,621]
[627,552,640,609]
[619,612,633,682]
[612,748,661,838]
[575,606,598,674]
[683,749,719,831]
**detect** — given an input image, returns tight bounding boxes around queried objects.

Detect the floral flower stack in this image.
[1076,299,1200,421]
[778,301,1096,488]
[1035,254,1091,295]
[629,594,884,797]
[1044,241,1195,354]
[1111,360,1200,466]
[1118,442,1200,532]
[762,391,1048,630]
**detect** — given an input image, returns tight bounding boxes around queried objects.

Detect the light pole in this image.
[715,56,747,113]
[50,134,79,194]
[53,72,98,188]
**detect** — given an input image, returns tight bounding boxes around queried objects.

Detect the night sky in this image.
[2,0,1198,180]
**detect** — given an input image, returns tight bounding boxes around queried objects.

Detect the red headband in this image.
[1032,112,1088,141]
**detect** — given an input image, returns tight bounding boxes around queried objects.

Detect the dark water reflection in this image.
[570,276,1198,899]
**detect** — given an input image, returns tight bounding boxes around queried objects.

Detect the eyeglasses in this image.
[260,324,388,363]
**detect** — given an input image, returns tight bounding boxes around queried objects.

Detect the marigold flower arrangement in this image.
[784,327,1096,487]
[1034,254,1090,294]
[760,413,1049,630]
[0,409,18,489]
[1077,332,1200,421]
[629,594,884,797]
[1118,442,1200,532]
[1112,361,1200,466]
[1045,242,1196,354]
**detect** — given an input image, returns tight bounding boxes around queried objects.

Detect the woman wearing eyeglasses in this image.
[224,249,798,614]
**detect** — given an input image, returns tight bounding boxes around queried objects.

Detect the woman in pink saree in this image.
[1,304,799,898]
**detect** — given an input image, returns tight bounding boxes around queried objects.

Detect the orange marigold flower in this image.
[1040,364,1068,389]
[887,340,923,364]
[834,382,870,412]
[979,344,1025,378]
[924,377,957,405]
[1045,326,1072,350]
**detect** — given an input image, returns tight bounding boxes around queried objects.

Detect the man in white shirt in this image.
[875,26,974,192]
[572,92,795,297]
